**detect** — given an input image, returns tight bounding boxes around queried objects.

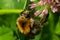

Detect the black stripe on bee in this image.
[20,10,31,19]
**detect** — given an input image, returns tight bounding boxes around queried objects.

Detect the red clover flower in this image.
[29,0,60,17]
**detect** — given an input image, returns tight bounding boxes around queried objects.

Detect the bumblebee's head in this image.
[20,10,30,18]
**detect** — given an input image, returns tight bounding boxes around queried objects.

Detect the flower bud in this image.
[29,4,36,8]
[52,8,58,13]
[39,9,48,18]
[34,10,40,16]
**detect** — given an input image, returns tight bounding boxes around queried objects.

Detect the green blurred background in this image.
[0,0,60,40]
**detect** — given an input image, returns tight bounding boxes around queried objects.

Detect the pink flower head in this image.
[34,10,40,16]
[52,8,58,13]
[29,4,36,9]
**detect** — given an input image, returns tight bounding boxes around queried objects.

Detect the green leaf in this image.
[0,0,17,9]
[55,16,60,35]
[0,27,11,35]
[52,35,59,40]
[48,11,55,33]
[0,27,15,40]
[33,33,41,40]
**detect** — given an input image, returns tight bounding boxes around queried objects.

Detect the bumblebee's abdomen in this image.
[17,16,31,35]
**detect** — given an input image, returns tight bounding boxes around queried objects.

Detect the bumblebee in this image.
[16,10,48,38]
[17,10,41,33]
[16,10,32,35]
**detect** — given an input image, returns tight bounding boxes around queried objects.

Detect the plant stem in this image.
[0,9,23,14]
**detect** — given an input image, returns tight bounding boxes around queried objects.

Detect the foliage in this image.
[0,0,60,40]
